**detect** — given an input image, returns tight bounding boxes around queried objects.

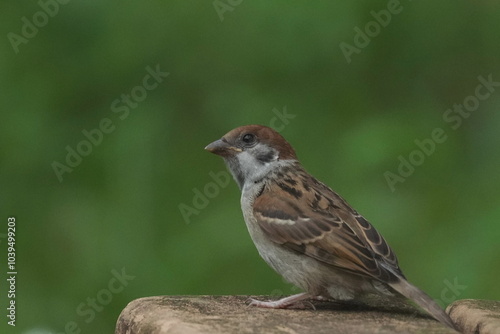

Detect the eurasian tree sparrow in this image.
[205,125,456,330]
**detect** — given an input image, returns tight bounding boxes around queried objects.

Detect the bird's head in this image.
[205,125,297,189]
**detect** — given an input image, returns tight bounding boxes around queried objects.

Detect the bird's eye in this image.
[241,133,256,145]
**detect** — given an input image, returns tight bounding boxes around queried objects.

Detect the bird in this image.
[205,124,457,330]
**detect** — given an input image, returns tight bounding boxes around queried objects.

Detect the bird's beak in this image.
[205,138,242,156]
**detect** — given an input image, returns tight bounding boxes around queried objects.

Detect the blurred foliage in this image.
[1,0,499,333]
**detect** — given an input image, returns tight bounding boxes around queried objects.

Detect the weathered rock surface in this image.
[116,295,461,334]
[447,299,500,334]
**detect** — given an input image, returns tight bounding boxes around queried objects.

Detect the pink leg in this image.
[247,292,312,309]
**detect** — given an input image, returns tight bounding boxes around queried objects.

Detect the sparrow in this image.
[205,124,456,330]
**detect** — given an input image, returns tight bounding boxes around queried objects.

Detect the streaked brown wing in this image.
[253,175,403,283]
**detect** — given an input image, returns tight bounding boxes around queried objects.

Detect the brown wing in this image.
[254,170,404,283]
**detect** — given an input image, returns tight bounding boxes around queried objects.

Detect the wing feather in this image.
[254,170,404,283]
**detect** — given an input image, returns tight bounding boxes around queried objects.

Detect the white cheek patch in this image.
[237,151,258,168]
[236,149,294,187]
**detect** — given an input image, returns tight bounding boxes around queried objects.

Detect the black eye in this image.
[241,133,256,145]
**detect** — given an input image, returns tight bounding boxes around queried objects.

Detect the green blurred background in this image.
[1,1,499,333]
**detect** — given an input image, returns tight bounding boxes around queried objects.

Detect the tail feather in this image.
[389,279,457,331]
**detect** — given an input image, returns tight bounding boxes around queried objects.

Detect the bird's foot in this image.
[246,292,314,309]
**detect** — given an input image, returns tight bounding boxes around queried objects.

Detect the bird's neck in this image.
[239,159,300,197]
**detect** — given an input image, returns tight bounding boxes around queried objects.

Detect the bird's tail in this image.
[389,278,457,331]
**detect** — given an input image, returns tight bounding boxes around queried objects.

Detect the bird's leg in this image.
[247,292,313,309]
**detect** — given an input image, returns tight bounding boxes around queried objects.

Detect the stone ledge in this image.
[115,295,462,334]
[447,299,500,334]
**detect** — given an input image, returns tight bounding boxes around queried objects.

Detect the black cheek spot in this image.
[257,150,276,163]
